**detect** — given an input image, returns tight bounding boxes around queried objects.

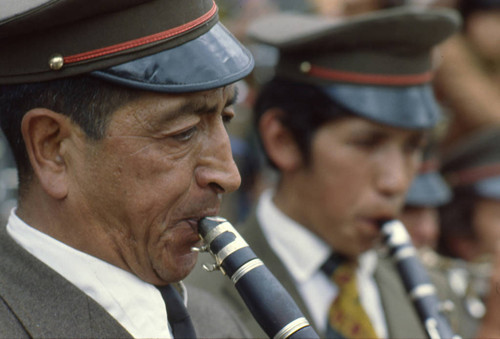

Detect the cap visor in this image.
[406,172,452,207]
[475,177,500,200]
[322,83,441,129]
[92,23,254,92]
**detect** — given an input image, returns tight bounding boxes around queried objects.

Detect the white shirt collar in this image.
[257,189,331,284]
[6,209,173,339]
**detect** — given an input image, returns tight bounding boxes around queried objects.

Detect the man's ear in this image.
[259,108,303,171]
[21,108,72,199]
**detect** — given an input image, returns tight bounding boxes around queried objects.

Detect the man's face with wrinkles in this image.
[69,85,241,285]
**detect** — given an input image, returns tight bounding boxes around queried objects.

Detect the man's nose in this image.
[195,124,241,194]
[376,149,416,198]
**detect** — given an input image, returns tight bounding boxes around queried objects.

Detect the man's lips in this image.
[183,211,219,234]
[173,219,204,250]
[358,217,393,237]
[175,200,220,232]
[185,218,201,234]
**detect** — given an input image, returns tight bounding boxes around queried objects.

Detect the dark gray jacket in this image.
[0,226,249,338]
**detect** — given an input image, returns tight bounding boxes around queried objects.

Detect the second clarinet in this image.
[381,219,460,339]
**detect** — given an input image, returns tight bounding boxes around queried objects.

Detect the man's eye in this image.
[223,113,234,124]
[405,137,426,154]
[172,127,197,141]
[350,136,379,149]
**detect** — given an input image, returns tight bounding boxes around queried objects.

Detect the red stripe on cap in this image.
[419,159,439,174]
[307,64,433,86]
[64,1,217,64]
[447,163,500,187]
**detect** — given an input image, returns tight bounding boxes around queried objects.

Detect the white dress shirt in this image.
[6,209,174,339]
[257,189,388,337]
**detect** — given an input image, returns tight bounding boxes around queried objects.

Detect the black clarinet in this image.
[380,219,460,339]
[196,216,319,339]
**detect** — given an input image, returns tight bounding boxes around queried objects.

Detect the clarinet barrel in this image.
[381,220,460,339]
[197,216,319,339]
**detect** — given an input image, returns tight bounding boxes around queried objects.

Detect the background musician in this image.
[400,142,452,251]
[188,5,463,338]
[438,127,500,335]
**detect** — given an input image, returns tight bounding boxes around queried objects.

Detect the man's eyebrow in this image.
[158,87,241,123]
[189,86,240,115]
[169,100,215,118]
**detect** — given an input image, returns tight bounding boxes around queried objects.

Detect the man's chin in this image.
[162,253,198,283]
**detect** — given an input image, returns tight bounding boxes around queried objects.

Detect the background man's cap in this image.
[0,0,254,92]
[247,6,460,129]
[406,149,451,207]
[442,127,500,200]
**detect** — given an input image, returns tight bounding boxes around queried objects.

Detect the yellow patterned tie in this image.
[327,262,378,339]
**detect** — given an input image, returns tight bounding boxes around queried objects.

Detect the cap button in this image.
[300,61,311,73]
[49,54,64,70]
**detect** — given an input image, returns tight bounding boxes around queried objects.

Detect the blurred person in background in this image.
[433,0,500,148]
[400,141,452,251]
[188,6,465,338]
[440,127,500,265]
[439,127,500,330]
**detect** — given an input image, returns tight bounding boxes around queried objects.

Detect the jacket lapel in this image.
[375,256,427,338]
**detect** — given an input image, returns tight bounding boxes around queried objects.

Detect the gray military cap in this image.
[248,6,461,129]
[443,127,500,200]
[0,0,254,92]
[406,155,451,207]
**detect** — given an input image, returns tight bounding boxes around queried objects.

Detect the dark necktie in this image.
[157,284,197,339]
[321,254,378,339]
